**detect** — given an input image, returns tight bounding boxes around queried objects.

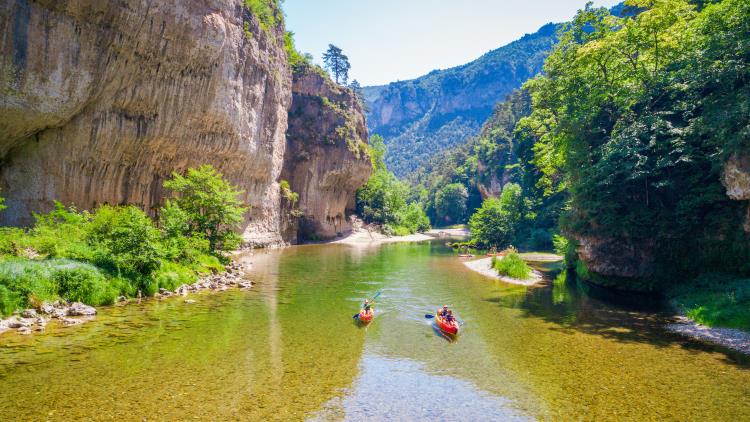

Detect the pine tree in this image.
[322,44,351,85]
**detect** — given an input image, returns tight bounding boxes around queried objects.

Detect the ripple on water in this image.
[309,355,531,421]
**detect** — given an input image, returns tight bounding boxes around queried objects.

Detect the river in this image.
[1,240,749,420]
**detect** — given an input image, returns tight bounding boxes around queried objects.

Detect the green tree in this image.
[498,183,525,239]
[435,183,468,225]
[468,198,512,248]
[0,192,5,213]
[162,165,249,253]
[322,44,351,84]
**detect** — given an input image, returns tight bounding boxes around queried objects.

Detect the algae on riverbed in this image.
[1,241,749,420]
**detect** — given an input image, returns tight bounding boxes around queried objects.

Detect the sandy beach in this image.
[462,256,545,286]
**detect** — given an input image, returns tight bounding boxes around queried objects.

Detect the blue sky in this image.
[284,0,622,86]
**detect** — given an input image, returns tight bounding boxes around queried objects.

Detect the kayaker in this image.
[438,305,449,317]
[362,299,372,314]
[445,310,455,323]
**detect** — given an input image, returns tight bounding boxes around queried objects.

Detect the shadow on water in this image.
[500,265,750,367]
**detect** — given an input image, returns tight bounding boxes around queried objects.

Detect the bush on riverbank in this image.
[0,165,243,316]
[669,274,750,331]
[492,251,531,280]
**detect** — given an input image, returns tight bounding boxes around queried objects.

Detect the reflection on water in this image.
[0,240,749,421]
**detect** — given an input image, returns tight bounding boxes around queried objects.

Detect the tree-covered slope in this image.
[364,23,559,176]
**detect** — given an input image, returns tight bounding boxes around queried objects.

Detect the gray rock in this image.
[6,317,33,328]
[184,299,197,304]
[67,302,96,316]
[61,317,84,326]
[21,309,37,318]
[17,326,32,335]
[39,302,56,315]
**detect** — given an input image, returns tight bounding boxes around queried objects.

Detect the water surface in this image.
[1,241,749,420]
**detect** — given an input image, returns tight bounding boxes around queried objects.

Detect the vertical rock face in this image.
[0,0,292,246]
[282,64,371,242]
[723,153,750,232]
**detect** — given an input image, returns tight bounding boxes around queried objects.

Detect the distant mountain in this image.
[364,23,558,176]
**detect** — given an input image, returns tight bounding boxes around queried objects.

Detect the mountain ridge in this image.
[364,22,559,176]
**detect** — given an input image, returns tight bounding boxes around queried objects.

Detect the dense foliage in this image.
[467,198,512,248]
[163,165,248,253]
[409,90,565,249]
[519,0,750,285]
[356,136,431,235]
[243,0,282,34]
[365,23,559,176]
[0,165,246,315]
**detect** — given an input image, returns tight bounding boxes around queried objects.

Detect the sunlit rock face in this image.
[0,0,291,246]
[281,64,371,242]
[723,153,750,232]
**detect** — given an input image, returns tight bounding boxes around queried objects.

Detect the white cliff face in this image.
[281,64,372,242]
[0,0,292,246]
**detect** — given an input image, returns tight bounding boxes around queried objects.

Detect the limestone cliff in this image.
[723,153,750,232]
[281,63,371,242]
[0,0,367,247]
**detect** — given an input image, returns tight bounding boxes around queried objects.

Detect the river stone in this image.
[67,302,96,316]
[21,309,37,318]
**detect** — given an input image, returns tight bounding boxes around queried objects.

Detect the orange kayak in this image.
[436,314,459,335]
[359,308,374,323]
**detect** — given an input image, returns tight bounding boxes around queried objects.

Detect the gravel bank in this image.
[666,316,750,356]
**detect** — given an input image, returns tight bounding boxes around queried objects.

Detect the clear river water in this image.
[1,240,749,420]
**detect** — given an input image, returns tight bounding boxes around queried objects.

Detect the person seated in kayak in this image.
[445,310,456,324]
[437,305,449,318]
[362,299,373,315]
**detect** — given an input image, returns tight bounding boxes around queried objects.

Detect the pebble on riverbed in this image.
[0,262,252,337]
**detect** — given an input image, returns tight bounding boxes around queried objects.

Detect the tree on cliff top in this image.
[323,44,351,85]
[163,165,249,253]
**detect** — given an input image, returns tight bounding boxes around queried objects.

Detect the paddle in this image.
[425,312,465,325]
[353,290,382,319]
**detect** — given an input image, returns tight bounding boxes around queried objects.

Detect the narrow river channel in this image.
[1,240,748,420]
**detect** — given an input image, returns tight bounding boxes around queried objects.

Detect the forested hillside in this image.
[364,23,558,176]
[519,0,749,289]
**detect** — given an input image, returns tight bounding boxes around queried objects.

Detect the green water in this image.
[1,241,749,421]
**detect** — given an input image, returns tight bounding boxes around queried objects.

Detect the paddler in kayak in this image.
[437,304,449,318]
[445,309,456,323]
[362,299,373,316]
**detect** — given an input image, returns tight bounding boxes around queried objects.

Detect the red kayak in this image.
[359,308,374,323]
[435,314,459,335]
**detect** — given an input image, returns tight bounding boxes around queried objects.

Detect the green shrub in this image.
[0,284,23,316]
[243,0,281,34]
[153,261,198,291]
[493,252,531,280]
[0,227,27,257]
[89,205,163,278]
[54,264,118,306]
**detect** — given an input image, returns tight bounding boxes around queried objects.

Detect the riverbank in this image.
[666,316,750,356]
[332,230,434,245]
[463,256,545,286]
[0,262,252,337]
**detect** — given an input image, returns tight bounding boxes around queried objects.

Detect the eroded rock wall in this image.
[0,0,291,246]
[282,64,371,242]
[723,153,750,232]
